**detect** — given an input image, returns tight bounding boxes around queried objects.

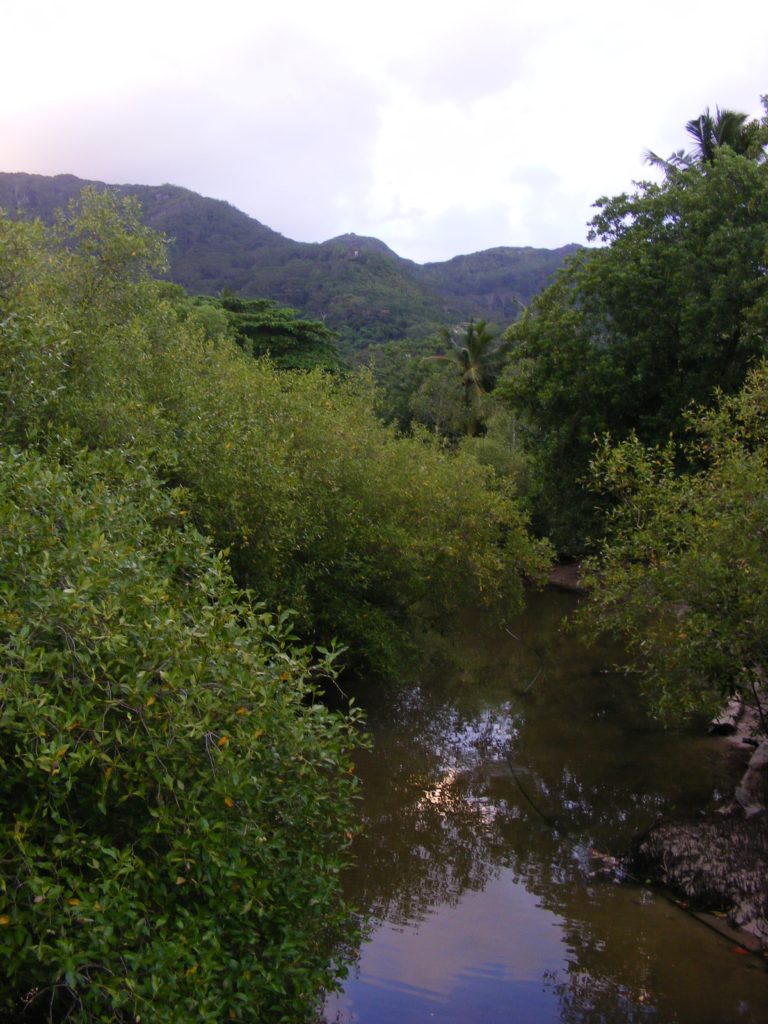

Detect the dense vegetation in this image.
[190,291,344,371]
[2,91,767,1021]
[579,365,768,722]
[521,96,768,726]
[0,172,574,348]
[0,187,550,1020]
[0,447,362,1023]
[500,125,768,551]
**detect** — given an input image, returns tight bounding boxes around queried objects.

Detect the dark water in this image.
[324,590,768,1024]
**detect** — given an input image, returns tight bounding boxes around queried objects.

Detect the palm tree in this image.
[431,319,508,436]
[645,105,763,173]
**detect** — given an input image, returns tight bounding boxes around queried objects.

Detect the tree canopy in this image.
[645,98,767,172]
[195,291,345,371]
[432,319,508,436]
[579,362,768,726]
[0,446,363,1023]
[500,142,768,551]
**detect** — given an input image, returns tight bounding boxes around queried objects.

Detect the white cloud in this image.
[2,0,766,261]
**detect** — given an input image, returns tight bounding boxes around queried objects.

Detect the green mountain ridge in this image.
[0,171,579,345]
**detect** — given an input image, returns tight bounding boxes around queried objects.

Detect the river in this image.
[323,589,768,1023]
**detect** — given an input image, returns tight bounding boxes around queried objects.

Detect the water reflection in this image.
[326,591,768,1023]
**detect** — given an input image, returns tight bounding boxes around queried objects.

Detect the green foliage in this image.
[366,335,450,432]
[408,362,469,438]
[501,144,768,551]
[0,446,363,1022]
[578,362,768,724]
[460,403,533,502]
[431,319,508,436]
[0,181,551,1020]
[0,187,550,674]
[0,172,575,348]
[195,292,344,371]
[369,324,512,442]
[646,97,768,171]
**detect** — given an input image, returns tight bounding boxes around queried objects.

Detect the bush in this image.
[579,362,768,723]
[0,446,363,1022]
[0,192,551,675]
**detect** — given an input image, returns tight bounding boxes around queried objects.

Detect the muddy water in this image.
[324,590,768,1024]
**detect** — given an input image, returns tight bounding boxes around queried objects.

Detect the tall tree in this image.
[646,99,767,172]
[501,142,768,551]
[195,291,344,371]
[432,319,507,436]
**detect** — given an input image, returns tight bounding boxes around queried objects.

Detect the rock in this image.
[708,696,744,736]
[631,813,768,947]
[548,562,585,593]
[629,683,768,947]
[735,739,768,818]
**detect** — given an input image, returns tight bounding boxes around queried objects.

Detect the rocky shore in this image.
[630,699,768,951]
[546,561,768,952]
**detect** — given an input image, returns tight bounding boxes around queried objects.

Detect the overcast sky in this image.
[2,0,766,263]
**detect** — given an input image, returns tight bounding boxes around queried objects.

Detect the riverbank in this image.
[547,560,585,593]
[630,699,768,952]
[547,564,768,953]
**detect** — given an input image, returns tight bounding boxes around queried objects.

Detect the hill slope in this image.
[0,171,578,345]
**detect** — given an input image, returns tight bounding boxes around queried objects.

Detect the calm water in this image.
[324,590,768,1024]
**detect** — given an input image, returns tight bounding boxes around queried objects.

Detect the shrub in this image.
[0,192,551,676]
[0,446,363,1022]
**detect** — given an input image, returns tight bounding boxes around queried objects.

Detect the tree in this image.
[500,141,768,551]
[578,362,768,727]
[432,319,508,436]
[0,189,551,676]
[645,98,767,172]
[194,291,344,371]
[0,183,554,1018]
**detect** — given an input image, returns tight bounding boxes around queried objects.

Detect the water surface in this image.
[325,591,768,1023]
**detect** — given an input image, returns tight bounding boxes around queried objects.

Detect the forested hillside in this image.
[0,172,576,346]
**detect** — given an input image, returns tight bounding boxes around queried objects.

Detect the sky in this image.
[2,0,766,263]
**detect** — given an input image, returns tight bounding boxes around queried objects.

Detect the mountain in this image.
[0,172,579,347]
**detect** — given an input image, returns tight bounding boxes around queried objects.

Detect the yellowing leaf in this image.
[236,707,249,716]
[0,915,10,926]
[224,796,234,808]
[217,735,229,747]
[175,876,186,886]
[67,898,80,907]
[146,695,156,707]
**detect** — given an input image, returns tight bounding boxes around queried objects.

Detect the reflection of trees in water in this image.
[344,673,673,932]
[343,686,518,924]
[340,596,757,1023]
[544,966,658,1024]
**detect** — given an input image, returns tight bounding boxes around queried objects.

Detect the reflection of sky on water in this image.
[325,592,768,1024]
[327,871,565,1024]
